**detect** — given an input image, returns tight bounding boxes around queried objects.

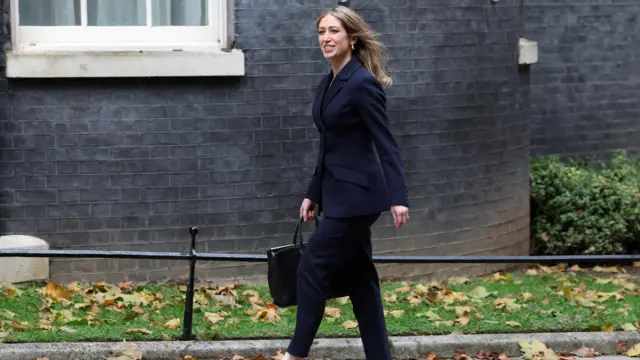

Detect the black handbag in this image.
[267,216,349,308]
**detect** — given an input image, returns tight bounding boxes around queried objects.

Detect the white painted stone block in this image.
[519,37,539,65]
[0,235,50,283]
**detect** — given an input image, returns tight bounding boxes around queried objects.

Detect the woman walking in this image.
[282,6,410,360]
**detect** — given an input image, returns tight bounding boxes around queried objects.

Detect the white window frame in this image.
[6,0,244,78]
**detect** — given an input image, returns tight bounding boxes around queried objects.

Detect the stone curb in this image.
[1,332,639,360]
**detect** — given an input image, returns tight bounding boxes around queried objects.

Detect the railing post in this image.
[182,226,198,341]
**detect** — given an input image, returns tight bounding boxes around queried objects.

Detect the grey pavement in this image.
[0,331,639,360]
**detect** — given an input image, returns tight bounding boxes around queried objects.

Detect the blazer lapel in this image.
[320,58,361,115]
[321,75,344,113]
[312,74,330,131]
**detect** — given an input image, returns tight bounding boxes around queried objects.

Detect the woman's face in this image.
[317,14,353,61]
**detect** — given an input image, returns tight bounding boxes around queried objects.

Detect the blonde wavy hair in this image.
[316,6,393,87]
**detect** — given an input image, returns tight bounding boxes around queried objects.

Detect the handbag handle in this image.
[292,216,319,246]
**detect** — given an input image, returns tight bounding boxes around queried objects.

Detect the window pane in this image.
[19,0,81,26]
[87,0,146,26]
[152,0,208,26]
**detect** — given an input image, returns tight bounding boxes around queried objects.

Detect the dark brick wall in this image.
[0,0,530,284]
[525,0,640,158]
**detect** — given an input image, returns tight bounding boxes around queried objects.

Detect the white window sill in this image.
[5,44,245,78]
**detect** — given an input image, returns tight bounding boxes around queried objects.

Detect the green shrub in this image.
[530,150,640,255]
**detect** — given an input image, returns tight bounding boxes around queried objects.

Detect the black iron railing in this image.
[1,226,639,340]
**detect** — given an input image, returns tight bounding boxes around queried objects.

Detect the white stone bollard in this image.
[0,234,50,283]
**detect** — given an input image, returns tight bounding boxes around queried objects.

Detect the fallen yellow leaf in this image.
[518,338,559,360]
[342,320,358,329]
[455,306,473,316]
[125,328,153,335]
[521,292,534,302]
[625,343,640,357]
[417,311,440,320]
[468,286,492,299]
[506,321,521,327]
[164,318,181,330]
[383,292,398,303]
[387,310,405,318]
[334,296,350,305]
[593,265,623,273]
[455,316,470,326]
[106,342,143,360]
[204,312,225,325]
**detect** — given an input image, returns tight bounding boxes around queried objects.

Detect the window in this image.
[6,0,244,78]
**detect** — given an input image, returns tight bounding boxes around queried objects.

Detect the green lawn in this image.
[0,264,638,343]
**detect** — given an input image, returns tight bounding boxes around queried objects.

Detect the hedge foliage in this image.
[530,151,640,255]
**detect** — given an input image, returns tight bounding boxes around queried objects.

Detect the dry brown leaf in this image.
[569,265,582,271]
[41,281,73,301]
[455,316,470,326]
[124,328,152,335]
[243,290,263,305]
[0,310,16,319]
[394,286,411,293]
[342,320,358,329]
[271,349,284,360]
[184,356,197,360]
[525,268,539,276]
[12,321,29,331]
[426,352,439,360]
[254,304,281,324]
[452,350,474,360]
[617,340,629,355]
[506,321,521,327]
[571,347,599,357]
[324,307,341,318]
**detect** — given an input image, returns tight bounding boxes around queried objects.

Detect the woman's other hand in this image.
[391,205,409,228]
[300,198,316,221]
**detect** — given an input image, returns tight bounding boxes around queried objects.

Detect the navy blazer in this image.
[305,58,409,218]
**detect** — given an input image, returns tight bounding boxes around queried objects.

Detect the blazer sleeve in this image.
[305,165,321,202]
[354,75,410,207]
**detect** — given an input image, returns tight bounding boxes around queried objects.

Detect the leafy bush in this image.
[530,150,640,255]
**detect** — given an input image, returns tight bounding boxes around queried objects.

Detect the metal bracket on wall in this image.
[338,0,350,7]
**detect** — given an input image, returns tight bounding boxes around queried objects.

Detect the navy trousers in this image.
[287,213,391,360]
